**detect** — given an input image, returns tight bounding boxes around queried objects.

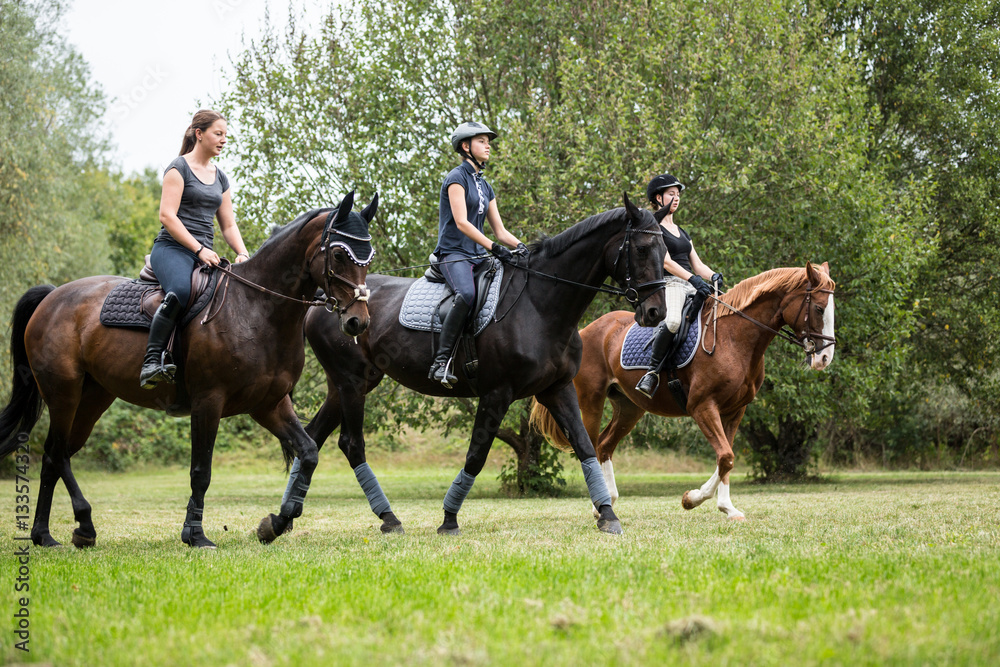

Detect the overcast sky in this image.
[64,0,319,178]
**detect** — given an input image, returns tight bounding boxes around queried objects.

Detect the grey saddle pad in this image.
[619,312,703,371]
[399,265,504,336]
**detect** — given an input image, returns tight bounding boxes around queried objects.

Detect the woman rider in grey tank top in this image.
[139,109,251,389]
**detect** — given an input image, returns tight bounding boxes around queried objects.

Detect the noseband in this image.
[612,218,667,308]
[789,282,836,354]
[315,210,371,315]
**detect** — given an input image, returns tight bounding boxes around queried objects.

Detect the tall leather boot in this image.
[635,323,675,399]
[139,292,183,389]
[428,298,472,388]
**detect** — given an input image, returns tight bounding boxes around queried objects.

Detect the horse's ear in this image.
[335,190,356,224]
[622,191,640,221]
[361,192,379,223]
[806,261,822,284]
[820,261,830,276]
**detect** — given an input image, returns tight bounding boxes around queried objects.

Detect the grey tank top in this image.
[154,156,230,249]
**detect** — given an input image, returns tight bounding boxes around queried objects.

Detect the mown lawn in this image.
[2,460,998,666]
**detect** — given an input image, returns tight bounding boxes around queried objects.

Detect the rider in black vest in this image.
[635,173,724,398]
[139,110,251,389]
[428,122,527,387]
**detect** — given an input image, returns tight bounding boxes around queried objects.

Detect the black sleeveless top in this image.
[661,224,693,273]
[154,156,231,249]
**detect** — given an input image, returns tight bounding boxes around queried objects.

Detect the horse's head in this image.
[781,261,836,370]
[309,192,377,337]
[607,193,668,326]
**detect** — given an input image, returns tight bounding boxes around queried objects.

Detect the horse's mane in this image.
[530,207,630,257]
[717,267,834,318]
[259,206,335,249]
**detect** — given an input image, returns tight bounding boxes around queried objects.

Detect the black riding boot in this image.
[428,298,471,388]
[635,324,675,399]
[139,292,183,389]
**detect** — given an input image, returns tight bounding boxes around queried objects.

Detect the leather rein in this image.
[708,281,836,354]
[202,211,370,323]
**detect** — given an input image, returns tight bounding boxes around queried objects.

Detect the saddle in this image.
[398,256,503,336]
[99,255,221,330]
[620,295,704,372]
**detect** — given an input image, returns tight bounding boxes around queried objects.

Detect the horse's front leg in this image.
[438,389,513,536]
[715,407,747,520]
[183,404,223,548]
[254,395,319,544]
[536,383,621,535]
[683,403,744,520]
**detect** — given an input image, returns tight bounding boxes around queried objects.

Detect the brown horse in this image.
[0,193,376,548]
[531,261,836,520]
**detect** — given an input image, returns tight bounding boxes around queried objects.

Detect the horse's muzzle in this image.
[340,312,369,338]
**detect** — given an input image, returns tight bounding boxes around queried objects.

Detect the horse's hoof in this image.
[728,514,747,522]
[71,529,96,549]
[381,521,404,535]
[32,533,62,548]
[181,528,217,549]
[597,518,623,535]
[681,492,696,510]
[437,524,461,536]
[257,513,291,544]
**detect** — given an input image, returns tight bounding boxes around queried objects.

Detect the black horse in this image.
[0,193,377,548]
[282,193,667,536]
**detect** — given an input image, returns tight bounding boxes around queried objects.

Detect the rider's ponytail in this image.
[178,109,226,155]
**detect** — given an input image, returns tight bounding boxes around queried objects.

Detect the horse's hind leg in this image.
[438,389,513,536]
[254,395,319,544]
[61,384,116,547]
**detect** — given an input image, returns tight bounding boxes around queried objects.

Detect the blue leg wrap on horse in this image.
[281,457,302,507]
[443,469,477,514]
[354,462,391,516]
[580,457,612,508]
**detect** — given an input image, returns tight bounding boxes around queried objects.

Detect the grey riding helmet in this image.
[646,173,686,204]
[451,121,498,153]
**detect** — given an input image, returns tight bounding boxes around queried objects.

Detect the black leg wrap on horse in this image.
[429,298,471,387]
[181,497,216,548]
[140,292,183,389]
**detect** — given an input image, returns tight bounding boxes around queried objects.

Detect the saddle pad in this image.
[99,273,219,330]
[619,312,703,371]
[398,265,504,336]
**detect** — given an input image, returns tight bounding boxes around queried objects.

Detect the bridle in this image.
[314,209,371,314]
[206,210,370,320]
[504,215,666,308]
[708,281,836,353]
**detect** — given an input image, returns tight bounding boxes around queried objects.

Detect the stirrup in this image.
[432,358,457,389]
[635,371,659,399]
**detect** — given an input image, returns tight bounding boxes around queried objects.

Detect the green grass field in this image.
[2,456,998,666]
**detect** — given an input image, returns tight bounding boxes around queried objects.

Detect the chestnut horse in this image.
[531,261,836,520]
[0,193,376,548]
[287,194,667,537]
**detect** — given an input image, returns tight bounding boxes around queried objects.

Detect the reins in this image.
[705,282,836,353]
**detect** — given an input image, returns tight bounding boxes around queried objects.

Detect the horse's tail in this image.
[528,398,574,453]
[0,284,55,458]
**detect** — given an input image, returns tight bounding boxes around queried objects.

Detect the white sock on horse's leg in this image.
[684,467,721,508]
[593,459,619,517]
[716,481,745,519]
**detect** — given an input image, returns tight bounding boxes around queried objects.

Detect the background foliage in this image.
[1,0,997,485]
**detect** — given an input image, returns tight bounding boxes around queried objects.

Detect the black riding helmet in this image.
[646,173,686,205]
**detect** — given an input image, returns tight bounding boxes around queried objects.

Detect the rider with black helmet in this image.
[428,121,527,387]
[636,173,724,398]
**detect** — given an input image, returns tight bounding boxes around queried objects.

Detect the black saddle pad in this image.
[100,270,219,330]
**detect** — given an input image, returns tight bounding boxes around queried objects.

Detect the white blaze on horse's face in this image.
[810,294,835,370]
